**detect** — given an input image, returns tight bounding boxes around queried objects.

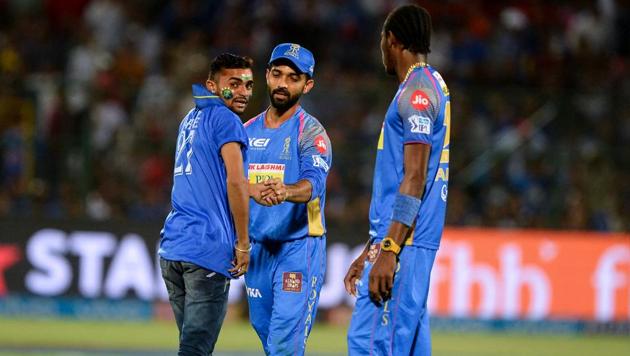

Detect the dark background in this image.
[1,0,629,246]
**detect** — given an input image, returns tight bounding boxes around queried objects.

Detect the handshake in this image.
[250,178,288,206]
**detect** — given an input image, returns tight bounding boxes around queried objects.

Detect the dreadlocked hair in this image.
[383,4,432,54]
[209,53,254,80]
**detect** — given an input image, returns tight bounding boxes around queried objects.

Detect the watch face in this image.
[383,240,391,248]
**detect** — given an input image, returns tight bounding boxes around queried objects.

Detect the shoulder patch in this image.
[432,71,450,96]
[408,114,432,134]
[410,90,431,111]
[314,135,327,154]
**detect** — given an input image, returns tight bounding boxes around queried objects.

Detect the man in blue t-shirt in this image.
[159,53,254,355]
[344,5,451,356]
[244,43,332,356]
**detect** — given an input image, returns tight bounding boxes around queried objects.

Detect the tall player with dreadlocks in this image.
[344,5,451,355]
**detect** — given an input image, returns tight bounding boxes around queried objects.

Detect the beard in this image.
[268,87,302,113]
[382,54,396,76]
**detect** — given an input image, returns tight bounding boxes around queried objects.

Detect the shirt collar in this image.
[192,84,224,109]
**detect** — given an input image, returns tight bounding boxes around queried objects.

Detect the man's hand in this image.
[229,245,250,277]
[262,178,288,205]
[344,255,366,297]
[368,251,397,305]
[250,181,276,206]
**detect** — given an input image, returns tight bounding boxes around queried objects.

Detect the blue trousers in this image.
[160,258,231,356]
[245,236,326,356]
[347,245,437,356]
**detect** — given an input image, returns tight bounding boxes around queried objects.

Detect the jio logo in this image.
[410,90,430,110]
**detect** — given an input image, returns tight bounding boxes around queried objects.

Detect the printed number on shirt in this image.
[174,129,195,176]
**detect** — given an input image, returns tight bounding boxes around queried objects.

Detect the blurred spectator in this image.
[0,0,628,239]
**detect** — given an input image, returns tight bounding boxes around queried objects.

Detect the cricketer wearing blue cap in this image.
[244,43,332,356]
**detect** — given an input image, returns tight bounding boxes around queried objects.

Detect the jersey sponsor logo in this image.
[432,71,450,96]
[311,155,329,172]
[410,90,430,110]
[435,167,449,182]
[248,163,285,183]
[408,115,432,134]
[249,137,270,149]
[246,287,262,298]
[282,272,302,292]
[314,135,327,154]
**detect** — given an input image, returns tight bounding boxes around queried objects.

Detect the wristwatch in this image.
[380,237,401,255]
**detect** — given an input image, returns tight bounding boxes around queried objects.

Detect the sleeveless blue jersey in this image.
[245,106,332,242]
[369,66,451,250]
[159,84,248,277]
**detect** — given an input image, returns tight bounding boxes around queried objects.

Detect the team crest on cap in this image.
[284,44,301,58]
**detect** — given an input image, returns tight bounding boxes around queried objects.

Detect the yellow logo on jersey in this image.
[248,163,285,184]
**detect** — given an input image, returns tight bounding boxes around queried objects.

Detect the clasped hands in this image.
[251,178,288,206]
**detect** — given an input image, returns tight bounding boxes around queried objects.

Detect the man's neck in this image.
[395,52,428,83]
[265,104,299,128]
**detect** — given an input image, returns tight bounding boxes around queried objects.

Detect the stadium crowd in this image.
[1,0,628,239]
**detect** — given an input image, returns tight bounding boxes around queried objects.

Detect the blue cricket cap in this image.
[268,43,315,77]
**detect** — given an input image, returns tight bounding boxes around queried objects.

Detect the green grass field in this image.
[0,317,628,355]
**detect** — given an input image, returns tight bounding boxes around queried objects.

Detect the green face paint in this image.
[221,87,233,99]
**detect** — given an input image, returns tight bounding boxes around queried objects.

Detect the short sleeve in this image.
[397,74,441,145]
[298,118,332,201]
[214,108,248,153]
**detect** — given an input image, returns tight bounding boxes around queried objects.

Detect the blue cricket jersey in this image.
[369,65,451,250]
[159,84,248,277]
[245,106,332,242]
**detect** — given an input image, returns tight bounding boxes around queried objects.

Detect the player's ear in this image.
[206,78,217,94]
[386,30,399,48]
[303,78,314,94]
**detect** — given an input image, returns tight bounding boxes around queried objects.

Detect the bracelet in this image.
[235,244,252,253]
[391,193,422,227]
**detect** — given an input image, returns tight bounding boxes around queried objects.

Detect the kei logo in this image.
[249,137,270,149]
[410,90,430,110]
